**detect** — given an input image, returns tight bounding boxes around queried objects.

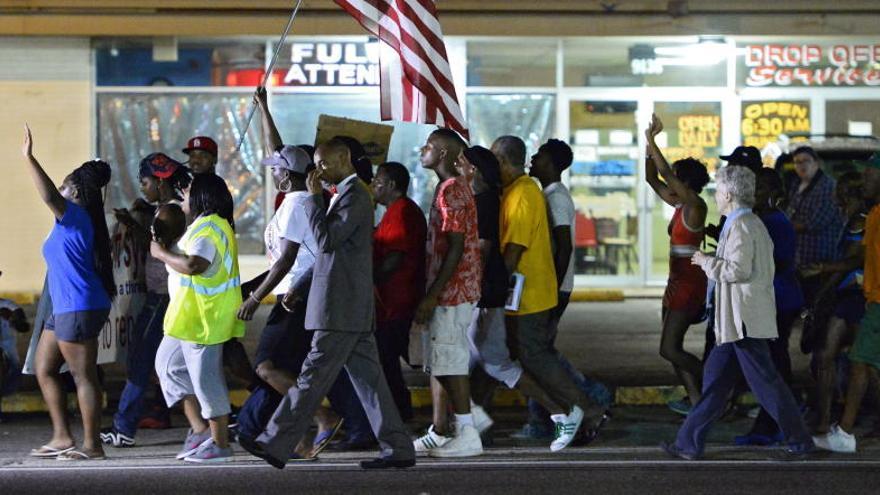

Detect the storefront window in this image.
[269,92,436,210]
[96,93,266,254]
[568,100,639,276]
[95,39,266,87]
[826,100,880,137]
[467,40,556,87]
[564,37,727,87]
[465,94,555,155]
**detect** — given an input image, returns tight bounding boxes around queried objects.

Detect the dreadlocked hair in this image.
[70,159,116,300]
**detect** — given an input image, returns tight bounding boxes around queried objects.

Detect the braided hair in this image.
[70,160,115,300]
[188,174,235,231]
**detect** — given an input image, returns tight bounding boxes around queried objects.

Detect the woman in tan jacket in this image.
[661,165,813,460]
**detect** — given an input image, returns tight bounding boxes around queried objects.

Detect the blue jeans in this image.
[674,337,813,456]
[113,293,170,437]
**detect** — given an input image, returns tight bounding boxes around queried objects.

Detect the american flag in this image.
[334,0,469,139]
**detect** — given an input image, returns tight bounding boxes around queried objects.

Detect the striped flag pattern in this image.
[334,0,469,139]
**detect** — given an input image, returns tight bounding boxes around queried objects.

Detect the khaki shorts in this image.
[425,302,476,377]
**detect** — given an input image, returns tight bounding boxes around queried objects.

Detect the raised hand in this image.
[22,124,33,158]
[255,86,268,108]
[646,113,664,140]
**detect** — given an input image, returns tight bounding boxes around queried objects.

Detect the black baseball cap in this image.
[720,146,762,171]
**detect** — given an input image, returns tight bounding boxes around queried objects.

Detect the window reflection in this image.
[97,93,266,254]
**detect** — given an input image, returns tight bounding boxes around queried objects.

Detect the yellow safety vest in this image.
[164,214,245,345]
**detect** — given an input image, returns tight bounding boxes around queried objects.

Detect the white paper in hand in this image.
[505,272,525,312]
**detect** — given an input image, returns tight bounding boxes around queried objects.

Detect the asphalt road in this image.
[3,407,880,494]
[3,454,880,495]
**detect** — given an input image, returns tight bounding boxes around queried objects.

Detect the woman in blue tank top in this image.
[22,125,115,461]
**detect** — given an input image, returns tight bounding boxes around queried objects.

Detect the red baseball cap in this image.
[182,136,218,157]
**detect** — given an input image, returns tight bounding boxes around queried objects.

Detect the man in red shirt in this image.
[371,162,427,422]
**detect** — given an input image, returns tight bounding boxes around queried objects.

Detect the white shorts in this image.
[468,307,523,388]
[425,302,476,377]
[155,336,230,420]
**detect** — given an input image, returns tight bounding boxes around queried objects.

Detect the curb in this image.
[2,386,756,413]
[0,292,39,305]
[1,392,108,413]
[569,289,624,302]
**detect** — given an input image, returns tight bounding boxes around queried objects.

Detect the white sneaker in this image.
[812,424,856,453]
[550,405,584,452]
[471,404,494,434]
[429,424,483,458]
[413,424,451,454]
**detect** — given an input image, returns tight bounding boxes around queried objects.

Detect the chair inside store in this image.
[595,215,637,275]
[574,211,602,274]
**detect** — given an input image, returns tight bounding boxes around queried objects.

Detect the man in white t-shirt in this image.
[529,139,576,327]
[525,138,614,439]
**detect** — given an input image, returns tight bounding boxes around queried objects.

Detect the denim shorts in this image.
[45,309,110,342]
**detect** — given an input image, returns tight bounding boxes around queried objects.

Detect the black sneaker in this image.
[100,427,135,448]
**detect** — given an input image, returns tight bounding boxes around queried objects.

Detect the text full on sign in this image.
[285,42,380,86]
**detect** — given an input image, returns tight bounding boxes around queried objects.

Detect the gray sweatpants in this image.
[155,335,231,420]
[507,310,585,410]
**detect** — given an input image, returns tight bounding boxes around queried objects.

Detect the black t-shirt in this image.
[475,191,509,308]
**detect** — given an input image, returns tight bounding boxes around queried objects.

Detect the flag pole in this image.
[235,0,304,152]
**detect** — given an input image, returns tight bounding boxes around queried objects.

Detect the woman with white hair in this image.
[661,165,813,460]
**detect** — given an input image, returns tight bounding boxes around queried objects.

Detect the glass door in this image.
[647,101,724,281]
[567,99,641,282]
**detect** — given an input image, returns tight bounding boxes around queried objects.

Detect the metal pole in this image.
[235,0,304,151]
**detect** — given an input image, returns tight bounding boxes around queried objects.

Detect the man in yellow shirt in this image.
[492,135,605,451]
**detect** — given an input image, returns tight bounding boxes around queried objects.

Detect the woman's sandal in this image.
[29,445,75,458]
[310,418,345,457]
[57,450,106,461]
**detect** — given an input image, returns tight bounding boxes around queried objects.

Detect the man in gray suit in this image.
[238,138,416,469]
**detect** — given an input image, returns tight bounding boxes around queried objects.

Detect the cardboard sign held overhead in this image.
[315,115,394,165]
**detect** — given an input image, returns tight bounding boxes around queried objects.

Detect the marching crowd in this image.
[4,88,880,468]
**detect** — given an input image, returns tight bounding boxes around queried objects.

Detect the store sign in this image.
[743,43,880,87]
[741,101,811,152]
[662,114,722,172]
[284,41,379,86]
